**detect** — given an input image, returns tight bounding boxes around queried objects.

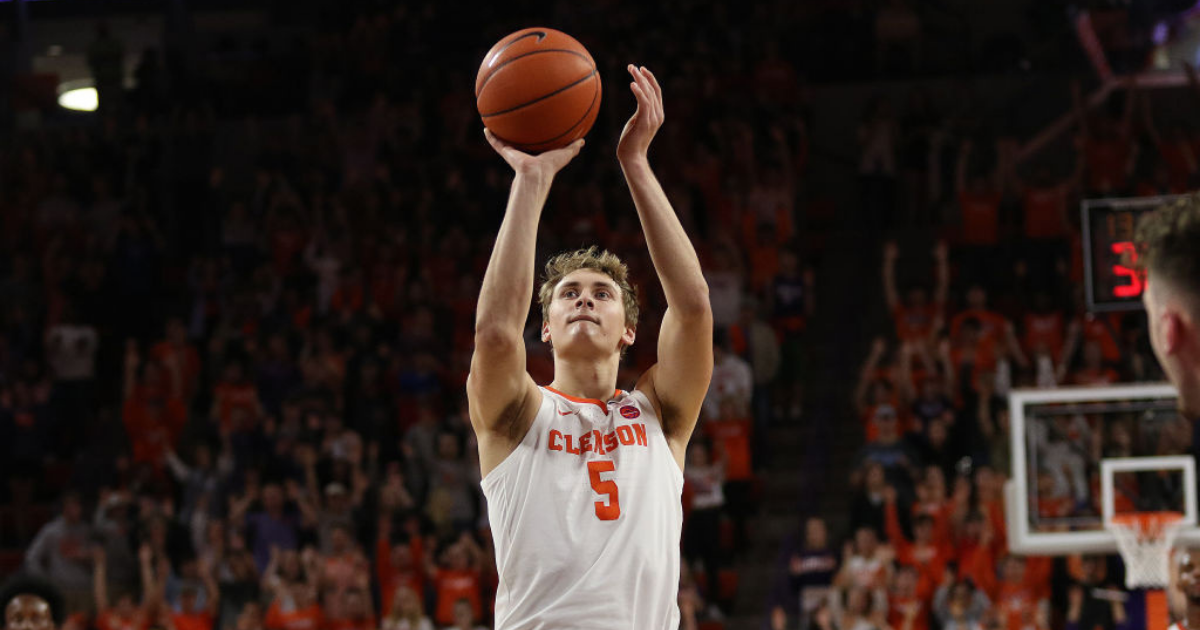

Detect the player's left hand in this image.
[617,64,663,164]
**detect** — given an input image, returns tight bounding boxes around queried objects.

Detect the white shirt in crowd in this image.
[45,324,99,381]
[703,353,754,420]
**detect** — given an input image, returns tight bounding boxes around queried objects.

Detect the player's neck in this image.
[549,354,620,402]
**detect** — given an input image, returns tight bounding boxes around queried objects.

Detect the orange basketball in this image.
[476,28,601,153]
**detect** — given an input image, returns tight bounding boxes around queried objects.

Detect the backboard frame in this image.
[1006,382,1194,556]
[1101,456,1197,529]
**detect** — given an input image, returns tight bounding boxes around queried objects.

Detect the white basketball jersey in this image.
[481,387,684,630]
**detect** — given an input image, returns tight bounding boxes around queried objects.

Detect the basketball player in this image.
[469,64,713,629]
[1137,193,1200,416]
[1142,195,1200,630]
[1171,549,1200,630]
[1,576,64,630]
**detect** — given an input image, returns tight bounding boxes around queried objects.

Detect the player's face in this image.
[543,269,634,359]
[5,595,55,630]
[1177,549,1200,601]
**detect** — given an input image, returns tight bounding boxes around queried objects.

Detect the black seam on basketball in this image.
[480,70,596,118]
[500,79,599,149]
[477,49,593,96]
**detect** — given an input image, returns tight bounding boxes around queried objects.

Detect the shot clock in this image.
[1082,194,1184,312]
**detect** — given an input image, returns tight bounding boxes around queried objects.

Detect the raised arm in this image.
[199,557,220,616]
[882,486,912,554]
[882,241,900,312]
[854,338,887,415]
[138,544,159,605]
[93,546,109,611]
[467,132,583,475]
[620,65,713,463]
[1002,322,1030,368]
[933,241,949,308]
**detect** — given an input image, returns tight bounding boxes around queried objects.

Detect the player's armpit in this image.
[467,330,542,472]
[638,304,713,463]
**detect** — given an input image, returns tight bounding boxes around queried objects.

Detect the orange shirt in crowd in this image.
[330,284,365,316]
[323,617,376,630]
[957,539,998,596]
[1025,556,1053,595]
[1079,315,1122,362]
[170,611,214,630]
[949,338,998,387]
[96,610,149,630]
[980,498,1007,553]
[1022,312,1064,361]
[705,417,753,481]
[949,309,1009,345]
[1071,367,1120,386]
[1022,185,1069,240]
[959,191,1001,246]
[122,386,187,470]
[213,380,260,432]
[432,569,481,627]
[910,500,955,548]
[1037,495,1072,519]
[887,595,930,630]
[860,403,915,444]
[375,536,426,611]
[265,602,323,630]
[885,501,951,600]
[150,341,201,400]
[994,581,1045,630]
[893,303,942,343]
[748,245,780,293]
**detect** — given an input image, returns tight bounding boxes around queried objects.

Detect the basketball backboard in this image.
[1005,383,1198,555]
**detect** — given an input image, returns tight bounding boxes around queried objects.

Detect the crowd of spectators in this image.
[0,0,833,628]
[3,0,1198,629]
[769,58,1200,630]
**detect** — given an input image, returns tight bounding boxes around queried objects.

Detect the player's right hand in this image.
[485,129,583,180]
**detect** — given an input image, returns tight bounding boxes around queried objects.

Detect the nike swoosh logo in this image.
[488,30,547,69]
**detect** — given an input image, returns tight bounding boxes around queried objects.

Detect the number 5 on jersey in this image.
[587,461,620,520]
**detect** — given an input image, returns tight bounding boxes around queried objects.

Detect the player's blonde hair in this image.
[538,246,639,330]
[1136,192,1200,313]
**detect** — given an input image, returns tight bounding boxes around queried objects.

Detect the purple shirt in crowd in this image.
[246,511,299,571]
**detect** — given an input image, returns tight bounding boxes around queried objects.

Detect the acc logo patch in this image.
[619,405,640,419]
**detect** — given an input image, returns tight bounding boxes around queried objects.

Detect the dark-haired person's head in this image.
[1177,548,1200,604]
[60,493,82,524]
[957,317,983,346]
[1137,193,1200,416]
[1,577,64,630]
[913,514,935,543]
[905,284,929,309]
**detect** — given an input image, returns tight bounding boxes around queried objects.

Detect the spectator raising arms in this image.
[883,241,948,349]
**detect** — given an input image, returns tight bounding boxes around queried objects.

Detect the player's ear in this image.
[621,325,636,348]
[1162,310,1184,355]
[542,322,552,344]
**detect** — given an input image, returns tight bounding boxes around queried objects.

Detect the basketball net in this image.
[1107,512,1186,630]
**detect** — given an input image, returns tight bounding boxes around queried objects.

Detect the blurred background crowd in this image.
[1,0,1199,629]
